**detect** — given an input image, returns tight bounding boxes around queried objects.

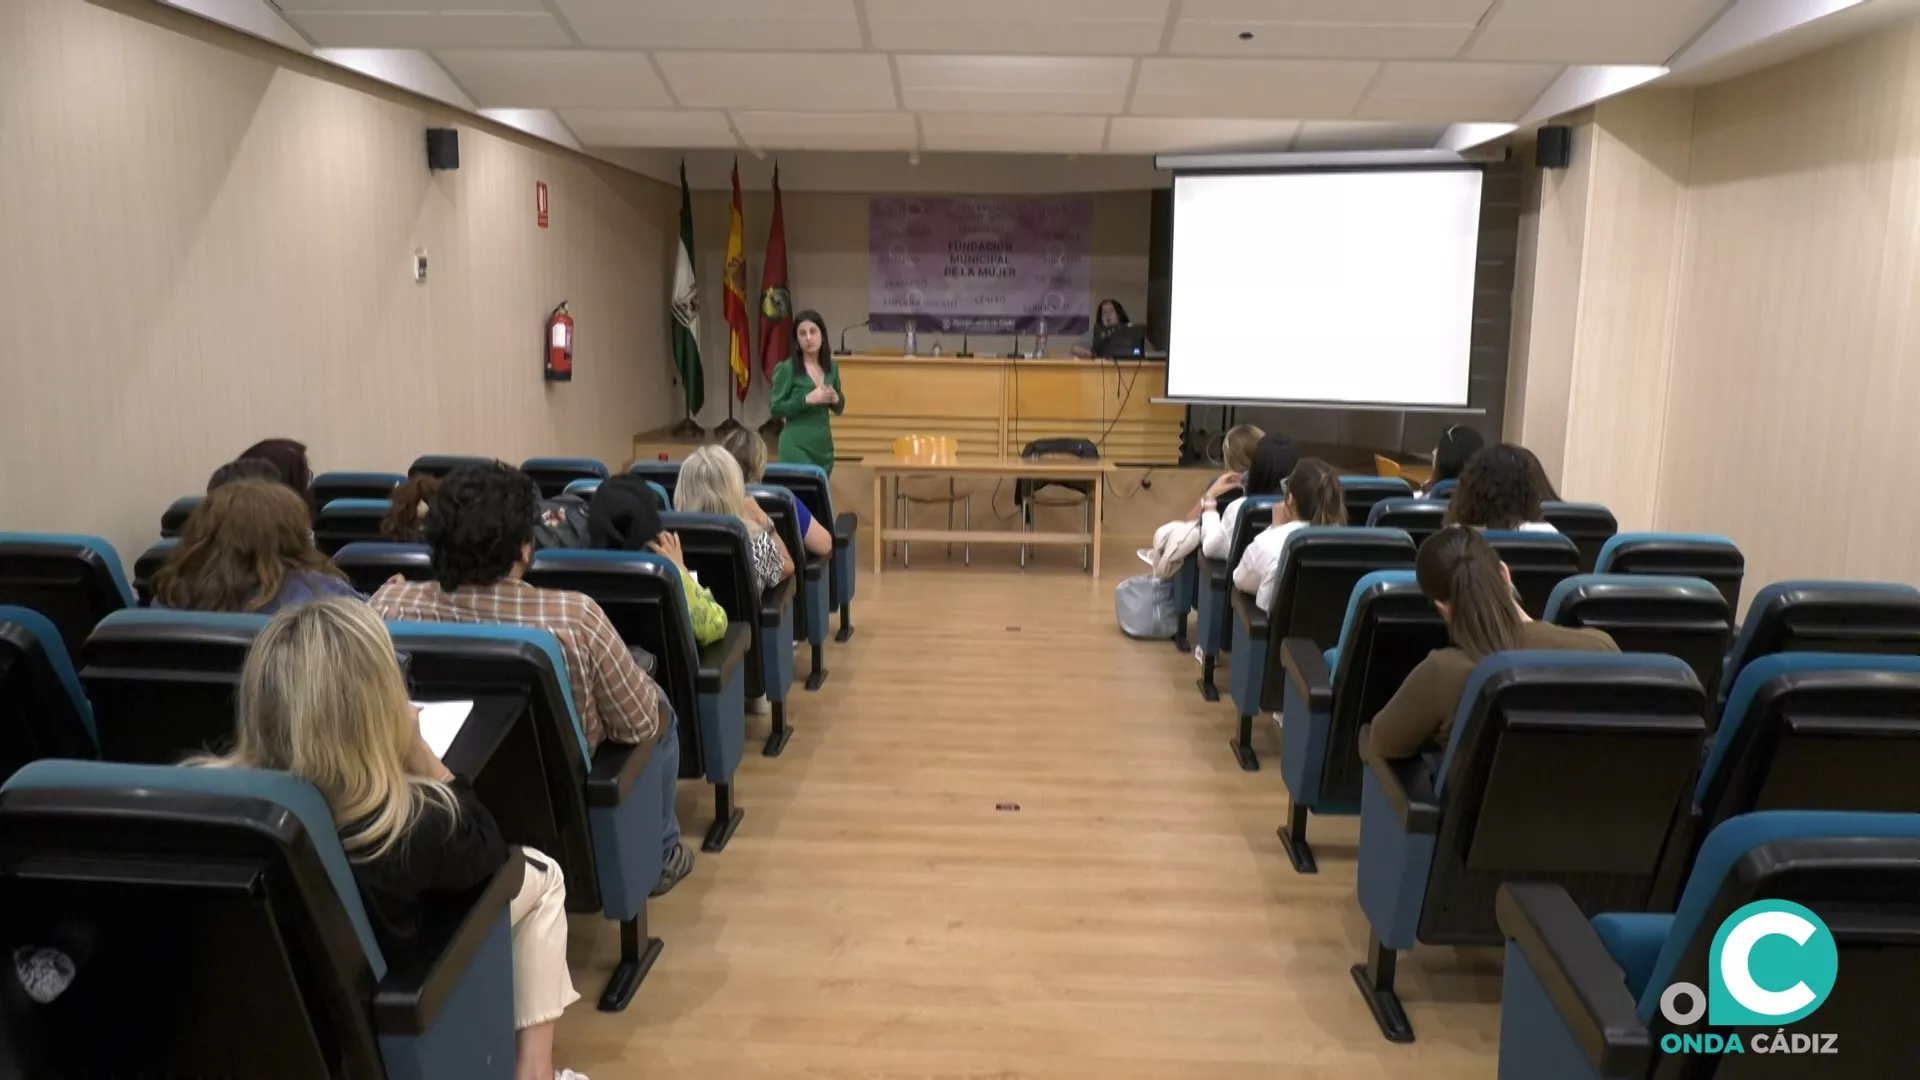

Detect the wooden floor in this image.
[557,544,1502,1078]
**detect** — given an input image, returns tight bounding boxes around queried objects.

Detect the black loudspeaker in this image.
[426,128,460,171]
[1536,125,1572,170]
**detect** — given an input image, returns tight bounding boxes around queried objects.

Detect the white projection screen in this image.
[1167,169,1484,408]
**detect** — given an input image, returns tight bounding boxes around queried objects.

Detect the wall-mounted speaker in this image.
[426,128,460,171]
[1536,125,1572,170]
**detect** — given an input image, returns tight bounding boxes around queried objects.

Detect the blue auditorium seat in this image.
[1540,501,1619,573]
[0,760,521,1077]
[316,498,392,556]
[1545,574,1732,695]
[1278,571,1447,873]
[1353,652,1707,1042]
[521,457,609,498]
[1496,811,1920,1079]
[312,471,406,508]
[525,550,751,852]
[159,494,202,538]
[1195,493,1280,703]
[563,477,603,500]
[408,454,494,478]
[384,621,666,1011]
[0,606,97,783]
[1720,580,1920,703]
[0,532,135,657]
[627,460,683,501]
[1339,476,1412,529]
[1365,497,1448,549]
[1595,533,1745,614]
[78,608,265,764]
[763,462,859,643]
[751,484,829,698]
[1482,529,1581,617]
[132,537,178,605]
[1426,478,1458,500]
[333,541,434,595]
[666,513,794,760]
[1228,527,1416,771]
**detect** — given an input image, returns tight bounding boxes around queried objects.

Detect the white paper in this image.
[414,699,473,760]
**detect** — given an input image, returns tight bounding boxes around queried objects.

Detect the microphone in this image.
[839,318,871,354]
[957,332,972,358]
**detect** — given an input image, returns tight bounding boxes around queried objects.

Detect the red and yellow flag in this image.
[724,162,751,402]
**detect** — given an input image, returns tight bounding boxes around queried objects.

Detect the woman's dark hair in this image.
[1516,445,1560,503]
[789,309,833,374]
[380,476,441,543]
[585,476,664,552]
[1445,444,1542,531]
[1285,458,1347,526]
[1243,434,1299,497]
[208,456,283,492]
[424,462,536,591]
[1090,298,1131,347]
[241,438,314,506]
[1430,425,1485,485]
[1417,526,1523,661]
[154,480,343,612]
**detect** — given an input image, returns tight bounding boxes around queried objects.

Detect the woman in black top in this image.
[202,598,587,1080]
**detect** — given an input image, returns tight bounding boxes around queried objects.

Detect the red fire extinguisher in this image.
[545,302,574,382]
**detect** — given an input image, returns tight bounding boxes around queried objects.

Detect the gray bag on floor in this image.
[1115,573,1180,639]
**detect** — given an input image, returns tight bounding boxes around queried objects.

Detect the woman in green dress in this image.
[769,310,846,475]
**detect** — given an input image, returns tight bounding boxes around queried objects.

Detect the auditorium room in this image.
[10,0,1920,1075]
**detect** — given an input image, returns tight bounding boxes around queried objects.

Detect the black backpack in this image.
[533,495,591,550]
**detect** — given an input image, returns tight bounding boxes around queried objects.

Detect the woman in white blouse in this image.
[1198,433,1298,559]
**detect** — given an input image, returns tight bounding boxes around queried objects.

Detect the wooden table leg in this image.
[872,471,884,576]
[1091,469,1103,579]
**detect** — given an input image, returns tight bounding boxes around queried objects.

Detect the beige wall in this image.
[680,189,1150,430]
[0,0,677,563]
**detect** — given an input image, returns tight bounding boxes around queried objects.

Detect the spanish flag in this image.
[724,161,751,402]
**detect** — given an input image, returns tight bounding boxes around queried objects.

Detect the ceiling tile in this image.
[1291,119,1449,150]
[1357,61,1560,121]
[1131,58,1378,118]
[559,108,738,148]
[732,111,919,151]
[1171,22,1474,59]
[919,113,1107,153]
[436,50,673,108]
[866,0,1169,55]
[897,55,1133,113]
[551,0,861,51]
[1104,117,1299,154]
[1465,0,1727,63]
[1179,0,1494,20]
[284,11,570,48]
[656,52,896,111]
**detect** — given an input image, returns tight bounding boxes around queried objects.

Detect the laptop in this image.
[1097,325,1149,358]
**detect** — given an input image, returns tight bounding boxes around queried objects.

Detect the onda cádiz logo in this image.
[1657,900,1841,1058]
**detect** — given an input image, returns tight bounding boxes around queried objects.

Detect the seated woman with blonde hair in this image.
[718,427,831,559]
[673,445,794,595]
[154,479,360,614]
[197,598,590,1080]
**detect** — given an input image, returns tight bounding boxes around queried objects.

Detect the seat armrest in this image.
[1497,883,1653,1077]
[627,644,657,678]
[586,736,656,808]
[1230,587,1268,636]
[1280,637,1332,712]
[1367,754,1440,833]
[696,622,752,691]
[833,512,857,544]
[759,575,797,624]
[1198,555,1226,587]
[803,556,826,581]
[373,852,526,1035]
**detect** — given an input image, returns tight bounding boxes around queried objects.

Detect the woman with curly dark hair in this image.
[154,480,359,614]
[1443,444,1558,533]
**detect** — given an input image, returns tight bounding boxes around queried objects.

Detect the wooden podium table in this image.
[833,355,1183,464]
[869,456,1118,577]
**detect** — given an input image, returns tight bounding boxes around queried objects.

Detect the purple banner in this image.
[868,196,1092,335]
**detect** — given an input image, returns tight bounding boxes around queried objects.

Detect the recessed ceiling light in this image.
[1238,31,1254,41]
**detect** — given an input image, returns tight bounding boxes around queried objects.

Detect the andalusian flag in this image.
[724,161,751,402]
[670,162,704,417]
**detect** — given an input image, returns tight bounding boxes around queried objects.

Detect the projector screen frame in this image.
[1164,163,1488,410]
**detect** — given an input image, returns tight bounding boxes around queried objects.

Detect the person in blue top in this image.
[152,479,362,614]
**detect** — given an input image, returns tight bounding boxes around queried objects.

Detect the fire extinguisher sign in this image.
[536,182,549,228]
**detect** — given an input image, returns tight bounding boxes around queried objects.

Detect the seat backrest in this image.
[662,512,762,693]
[1482,530,1581,617]
[1695,654,1920,836]
[1723,581,1920,697]
[160,494,203,539]
[133,537,179,606]
[1636,811,1920,1075]
[1545,574,1732,697]
[1020,437,1098,460]
[1539,501,1618,573]
[0,606,97,784]
[749,485,812,616]
[1427,478,1458,500]
[407,454,493,479]
[0,759,388,1078]
[627,460,683,500]
[764,462,835,525]
[0,533,135,658]
[331,541,434,594]
[1423,652,1707,943]
[310,472,405,508]
[1365,497,1448,549]
[1225,494,1281,572]
[1595,532,1745,613]
[1339,476,1411,528]
[1266,527,1418,651]
[1321,572,1448,806]
[563,477,603,500]
[314,498,393,556]
[79,608,265,764]
[521,457,609,498]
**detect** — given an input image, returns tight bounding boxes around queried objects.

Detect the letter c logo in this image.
[1720,910,1817,1016]
[1707,900,1838,1026]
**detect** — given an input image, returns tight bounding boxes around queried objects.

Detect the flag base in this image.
[757,418,784,444]
[670,417,707,439]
